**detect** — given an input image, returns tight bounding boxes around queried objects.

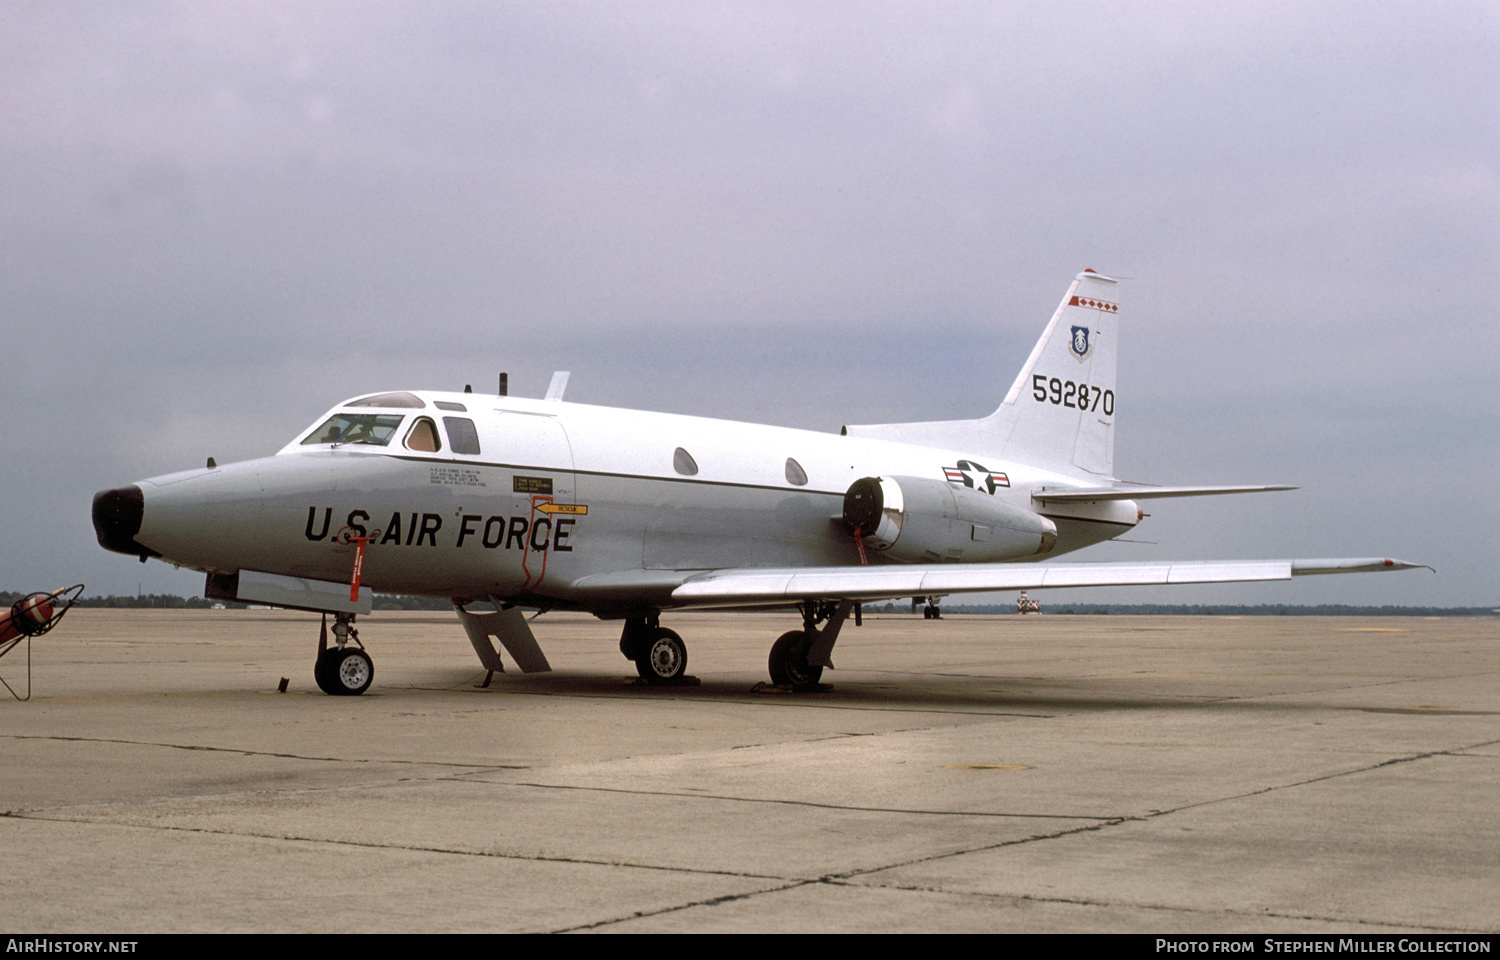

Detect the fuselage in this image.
[95,389,1140,613]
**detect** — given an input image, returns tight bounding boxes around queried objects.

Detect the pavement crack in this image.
[2,734,509,769]
[0,810,793,882]
[826,817,1134,881]
[1156,735,1500,819]
[815,736,1500,883]
[504,781,1112,821]
[553,880,814,932]
[1244,672,1500,707]
[827,879,1485,933]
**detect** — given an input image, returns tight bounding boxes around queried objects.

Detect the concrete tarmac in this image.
[1,609,1495,933]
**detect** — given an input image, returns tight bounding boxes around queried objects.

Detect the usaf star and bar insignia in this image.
[943,460,1010,495]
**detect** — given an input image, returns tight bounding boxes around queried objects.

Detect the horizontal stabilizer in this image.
[1032,484,1297,502]
[669,557,1426,606]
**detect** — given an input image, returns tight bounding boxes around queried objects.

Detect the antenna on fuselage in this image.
[499,372,508,397]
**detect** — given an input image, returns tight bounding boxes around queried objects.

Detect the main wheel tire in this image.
[327,647,374,696]
[314,649,339,694]
[635,628,687,684]
[768,630,823,689]
[619,619,649,661]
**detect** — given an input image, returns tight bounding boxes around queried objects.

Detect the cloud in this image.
[1,2,1493,604]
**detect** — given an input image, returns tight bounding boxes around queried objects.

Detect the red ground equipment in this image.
[1,584,84,700]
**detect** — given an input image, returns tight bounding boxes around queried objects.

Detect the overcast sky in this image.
[2,2,1495,607]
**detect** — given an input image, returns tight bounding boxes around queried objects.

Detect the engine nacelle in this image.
[842,475,1057,564]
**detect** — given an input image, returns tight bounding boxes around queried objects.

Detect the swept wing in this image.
[667,557,1426,607]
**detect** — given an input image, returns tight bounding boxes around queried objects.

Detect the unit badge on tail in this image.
[1069,325,1092,362]
[943,460,1011,495]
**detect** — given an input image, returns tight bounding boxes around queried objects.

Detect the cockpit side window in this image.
[443,417,481,455]
[301,414,404,446]
[404,417,442,453]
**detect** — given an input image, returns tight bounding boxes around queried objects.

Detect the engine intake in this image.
[843,475,1057,563]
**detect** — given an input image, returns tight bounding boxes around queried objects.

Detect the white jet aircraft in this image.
[93,270,1422,695]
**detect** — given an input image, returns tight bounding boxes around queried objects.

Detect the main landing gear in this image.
[767,600,854,691]
[620,615,688,684]
[314,612,373,696]
[768,629,820,688]
[618,601,857,692]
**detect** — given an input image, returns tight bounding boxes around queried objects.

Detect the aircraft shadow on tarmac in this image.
[388,666,1455,717]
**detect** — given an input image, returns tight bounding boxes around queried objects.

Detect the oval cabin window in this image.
[785,457,808,486]
[673,447,699,476]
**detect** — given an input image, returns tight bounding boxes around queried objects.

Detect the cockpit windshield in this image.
[300,413,405,447]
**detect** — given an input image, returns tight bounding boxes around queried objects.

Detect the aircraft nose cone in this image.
[92,485,159,557]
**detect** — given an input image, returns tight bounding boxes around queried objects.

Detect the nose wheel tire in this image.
[769,630,823,690]
[316,647,374,696]
[635,628,687,684]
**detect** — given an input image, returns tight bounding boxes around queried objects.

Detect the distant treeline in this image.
[930,603,1496,617]
[0,591,454,611]
[3,592,1491,617]
[1,591,237,609]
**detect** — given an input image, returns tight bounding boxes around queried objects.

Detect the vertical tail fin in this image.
[986,269,1118,477]
[841,270,1120,479]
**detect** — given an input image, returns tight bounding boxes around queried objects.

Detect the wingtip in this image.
[1382,558,1435,573]
[1291,558,1432,576]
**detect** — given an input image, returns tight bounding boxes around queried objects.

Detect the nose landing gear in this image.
[314,612,373,696]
